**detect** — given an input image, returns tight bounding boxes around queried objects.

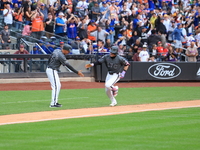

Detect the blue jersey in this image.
[67,23,77,39]
[55,17,65,34]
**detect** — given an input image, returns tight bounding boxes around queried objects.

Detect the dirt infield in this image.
[0,81,199,125]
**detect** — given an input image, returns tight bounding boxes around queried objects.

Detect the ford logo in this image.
[148,63,181,79]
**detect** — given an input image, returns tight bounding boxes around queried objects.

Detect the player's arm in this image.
[65,62,84,77]
[120,58,130,78]
[85,61,101,68]
[85,55,106,68]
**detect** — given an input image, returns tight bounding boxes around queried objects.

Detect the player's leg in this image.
[105,73,120,106]
[46,68,61,107]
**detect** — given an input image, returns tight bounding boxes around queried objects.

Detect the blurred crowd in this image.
[0,0,200,62]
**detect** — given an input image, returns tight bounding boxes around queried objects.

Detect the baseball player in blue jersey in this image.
[46,44,84,107]
[85,46,130,106]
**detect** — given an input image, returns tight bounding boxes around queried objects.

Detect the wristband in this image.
[91,63,94,66]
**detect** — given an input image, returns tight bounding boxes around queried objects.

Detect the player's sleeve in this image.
[120,56,130,66]
[92,54,107,66]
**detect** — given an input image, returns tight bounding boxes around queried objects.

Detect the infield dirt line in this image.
[0,100,200,126]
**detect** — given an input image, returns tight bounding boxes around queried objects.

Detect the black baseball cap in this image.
[63,44,72,52]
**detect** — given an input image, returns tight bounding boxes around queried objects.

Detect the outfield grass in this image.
[0,107,199,150]
[0,87,200,115]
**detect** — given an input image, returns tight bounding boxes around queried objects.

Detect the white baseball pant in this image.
[105,73,120,104]
[46,68,61,106]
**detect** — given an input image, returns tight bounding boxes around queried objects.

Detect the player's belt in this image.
[48,67,55,70]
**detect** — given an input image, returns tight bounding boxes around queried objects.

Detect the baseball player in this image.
[46,44,84,107]
[85,46,130,106]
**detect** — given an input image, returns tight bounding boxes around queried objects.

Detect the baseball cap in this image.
[158,41,162,44]
[75,37,80,40]
[58,12,64,16]
[90,20,95,23]
[38,40,43,43]
[41,3,44,6]
[143,45,147,48]
[20,44,24,48]
[177,23,181,27]
[102,1,107,4]
[60,41,64,44]
[33,46,37,48]
[63,44,72,52]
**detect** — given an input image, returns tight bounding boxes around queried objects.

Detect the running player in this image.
[46,44,84,107]
[85,46,130,106]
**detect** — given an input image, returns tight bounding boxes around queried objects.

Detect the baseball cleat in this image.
[49,103,62,108]
[112,86,119,97]
[110,102,117,107]
[56,103,62,106]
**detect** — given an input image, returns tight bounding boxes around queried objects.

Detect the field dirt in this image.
[0,81,199,125]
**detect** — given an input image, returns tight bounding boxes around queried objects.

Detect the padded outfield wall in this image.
[94,62,200,82]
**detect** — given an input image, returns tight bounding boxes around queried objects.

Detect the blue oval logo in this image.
[148,63,181,79]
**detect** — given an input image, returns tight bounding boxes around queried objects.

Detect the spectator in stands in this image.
[76,0,89,18]
[91,2,101,21]
[132,38,143,54]
[156,16,167,35]
[118,43,125,56]
[104,38,112,50]
[167,21,176,43]
[139,44,149,62]
[24,6,33,25]
[13,6,24,30]
[165,45,178,61]
[31,8,44,39]
[100,1,109,19]
[132,47,142,61]
[40,3,48,22]
[105,18,115,44]
[127,30,139,47]
[151,44,158,59]
[45,13,55,38]
[13,44,30,72]
[89,23,109,43]
[186,41,199,62]
[138,25,151,44]
[0,24,11,49]
[55,12,65,36]
[78,17,88,40]
[93,39,108,54]
[22,22,32,41]
[3,4,14,29]
[67,14,78,40]
[172,23,185,60]
[147,29,161,50]
[156,41,168,61]
[87,20,97,42]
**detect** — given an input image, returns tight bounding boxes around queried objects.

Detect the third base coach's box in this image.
[95,62,200,82]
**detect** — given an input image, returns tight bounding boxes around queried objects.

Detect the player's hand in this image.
[85,64,93,68]
[78,70,84,77]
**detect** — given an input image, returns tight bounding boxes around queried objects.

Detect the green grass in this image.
[0,107,199,150]
[0,87,200,115]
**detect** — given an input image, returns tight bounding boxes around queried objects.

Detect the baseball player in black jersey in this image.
[85,46,130,106]
[46,44,84,107]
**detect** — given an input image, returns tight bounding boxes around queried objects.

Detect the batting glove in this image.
[120,70,126,78]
